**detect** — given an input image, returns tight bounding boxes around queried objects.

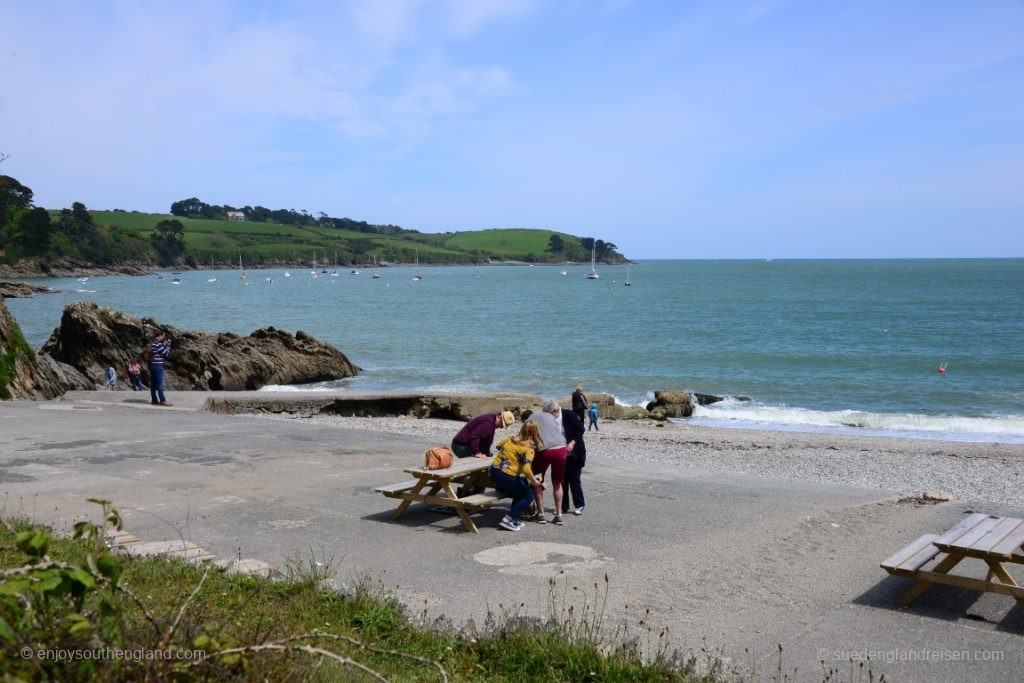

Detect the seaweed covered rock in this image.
[1,298,91,399]
[40,302,360,391]
[645,390,695,420]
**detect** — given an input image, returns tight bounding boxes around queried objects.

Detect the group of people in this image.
[100,332,174,407]
[450,387,597,532]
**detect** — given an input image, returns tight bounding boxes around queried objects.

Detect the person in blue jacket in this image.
[588,402,599,431]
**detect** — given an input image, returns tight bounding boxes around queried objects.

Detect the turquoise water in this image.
[8,259,1024,442]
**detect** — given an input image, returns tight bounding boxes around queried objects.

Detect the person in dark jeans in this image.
[561,406,587,516]
[147,332,173,406]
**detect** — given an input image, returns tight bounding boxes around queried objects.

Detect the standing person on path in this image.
[571,385,588,424]
[527,400,569,525]
[146,332,173,407]
[490,421,545,532]
[561,406,587,516]
[127,360,144,391]
[588,402,599,431]
[104,366,117,391]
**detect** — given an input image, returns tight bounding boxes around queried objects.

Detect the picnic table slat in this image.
[989,519,1024,558]
[970,517,1024,555]
[881,534,939,572]
[932,513,988,549]
[374,479,423,494]
[935,514,1001,550]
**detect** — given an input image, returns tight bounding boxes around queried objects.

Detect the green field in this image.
[87,212,596,266]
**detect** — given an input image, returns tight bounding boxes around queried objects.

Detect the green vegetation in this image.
[0,178,626,270]
[1,501,719,681]
[0,304,34,400]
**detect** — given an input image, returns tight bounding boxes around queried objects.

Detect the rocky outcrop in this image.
[0,281,53,298]
[206,392,544,420]
[1,298,92,399]
[553,391,648,420]
[645,391,696,420]
[0,259,151,278]
[40,302,360,391]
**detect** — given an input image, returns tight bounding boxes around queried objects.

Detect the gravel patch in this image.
[259,414,1024,507]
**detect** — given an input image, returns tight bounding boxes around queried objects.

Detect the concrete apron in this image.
[1,396,1022,681]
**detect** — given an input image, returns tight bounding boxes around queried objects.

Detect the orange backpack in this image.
[424,447,453,470]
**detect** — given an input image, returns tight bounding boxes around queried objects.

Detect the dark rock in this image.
[0,281,53,298]
[645,390,695,418]
[1,298,90,399]
[40,302,360,391]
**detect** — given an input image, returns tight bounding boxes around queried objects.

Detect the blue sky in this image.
[1,0,1022,258]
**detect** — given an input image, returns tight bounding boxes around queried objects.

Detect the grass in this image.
[0,511,725,682]
[83,212,574,266]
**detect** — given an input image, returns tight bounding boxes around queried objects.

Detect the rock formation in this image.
[645,390,695,419]
[1,297,92,399]
[40,302,360,391]
[0,281,53,298]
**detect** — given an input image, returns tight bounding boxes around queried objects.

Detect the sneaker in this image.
[553,515,564,526]
[573,506,585,516]
[534,514,549,524]
[499,517,521,532]
[513,520,525,530]
[160,402,174,407]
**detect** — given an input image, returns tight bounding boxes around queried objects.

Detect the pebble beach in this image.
[265,414,1024,508]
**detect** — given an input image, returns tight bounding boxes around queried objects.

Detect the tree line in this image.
[170,197,407,236]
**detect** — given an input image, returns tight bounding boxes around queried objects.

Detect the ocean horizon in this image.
[8,258,1024,444]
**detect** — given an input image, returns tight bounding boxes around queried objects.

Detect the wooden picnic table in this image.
[881,513,1024,609]
[374,458,509,533]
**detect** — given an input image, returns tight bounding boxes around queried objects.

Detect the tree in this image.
[169,197,208,217]
[12,207,53,255]
[0,175,34,226]
[547,234,564,254]
[150,219,186,265]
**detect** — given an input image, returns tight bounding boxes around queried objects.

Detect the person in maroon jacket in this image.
[451,410,516,459]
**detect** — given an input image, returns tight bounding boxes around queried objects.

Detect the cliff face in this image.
[40,302,360,391]
[0,297,91,399]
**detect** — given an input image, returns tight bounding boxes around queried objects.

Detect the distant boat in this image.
[585,243,599,279]
[284,271,291,278]
[330,251,338,276]
[559,269,567,276]
[624,266,632,286]
[77,277,89,283]
[238,250,248,280]
[171,277,182,285]
[372,256,381,279]
[412,249,422,281]
[207,277,217,283]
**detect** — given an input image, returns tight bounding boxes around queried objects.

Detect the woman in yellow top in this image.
[489,421,544,531]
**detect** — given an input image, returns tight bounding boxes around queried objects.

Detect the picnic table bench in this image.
[881,513,1024,609]
[375,458,510,533]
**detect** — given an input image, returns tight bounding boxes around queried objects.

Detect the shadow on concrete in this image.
[362,506,504,534]
[854,575,1024,634]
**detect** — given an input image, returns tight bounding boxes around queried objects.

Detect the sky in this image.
[1,0,1023,259]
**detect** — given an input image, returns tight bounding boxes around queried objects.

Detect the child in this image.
[127,360,143,391]
[588,402,599,431]
[489,421,545,531]
[104,366,117,391]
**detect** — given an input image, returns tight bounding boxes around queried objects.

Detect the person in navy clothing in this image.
[561,406,587,516]
[147,332,173,406]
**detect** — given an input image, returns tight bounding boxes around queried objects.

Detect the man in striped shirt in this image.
[148,332,173,406]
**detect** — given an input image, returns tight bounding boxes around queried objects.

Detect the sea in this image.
[7,259,1024,444]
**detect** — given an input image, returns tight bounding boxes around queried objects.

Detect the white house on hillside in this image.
[226,211,245,221]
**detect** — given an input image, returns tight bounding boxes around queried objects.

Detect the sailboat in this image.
[412,249,423,281]
[585,243,599,279]
[372,256,381,279]
[238,250,248,280]
[331,252,340,277]
[624,265,632,286]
